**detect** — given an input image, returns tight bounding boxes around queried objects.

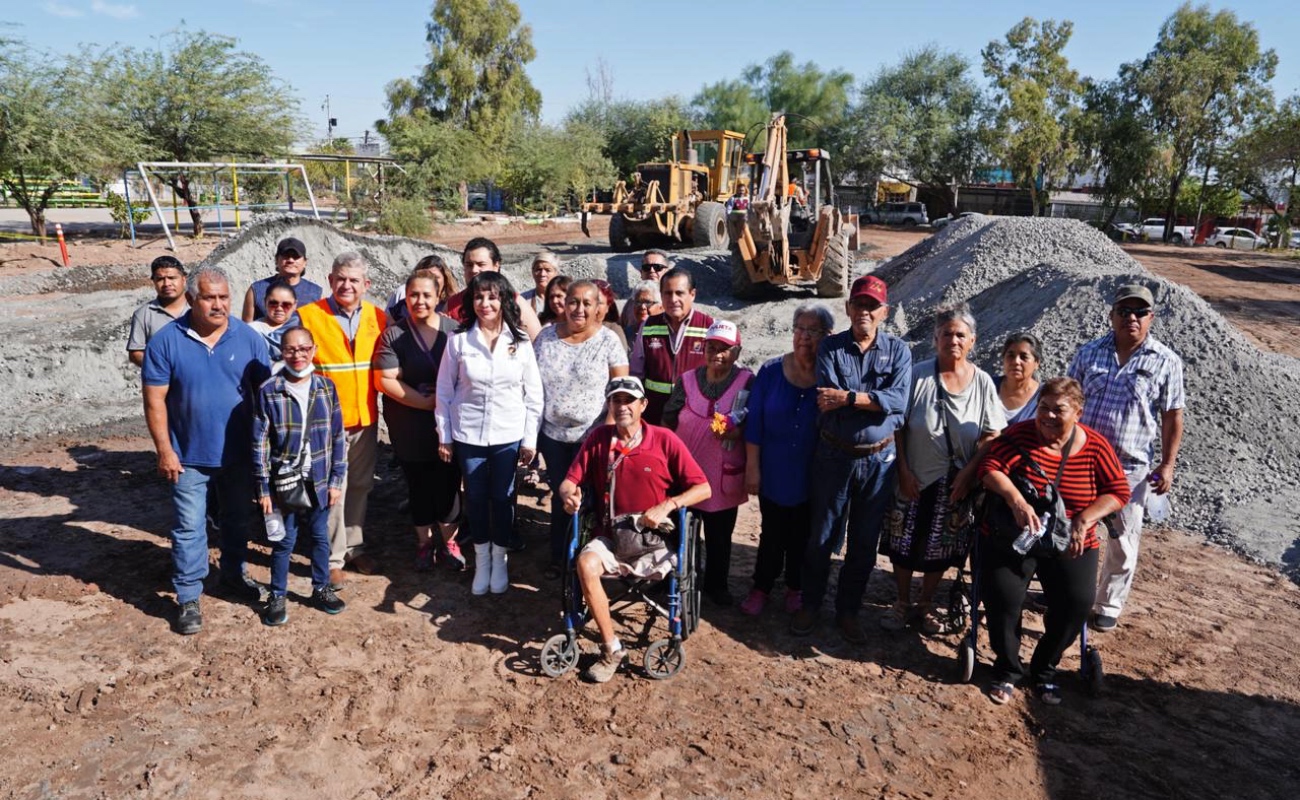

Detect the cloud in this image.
[91,0,139,19]
[44,2,84,17]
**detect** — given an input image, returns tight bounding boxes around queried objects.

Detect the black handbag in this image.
[271,408,315,513]
[985,428,1074,557]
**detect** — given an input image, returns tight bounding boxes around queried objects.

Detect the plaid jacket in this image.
[252,373,347,506]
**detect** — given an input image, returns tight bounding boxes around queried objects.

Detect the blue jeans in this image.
[457,441,520,547]
[271,504,331,596]
[801,443,896,616]
[171,465,252,603]
[537,432,583,566]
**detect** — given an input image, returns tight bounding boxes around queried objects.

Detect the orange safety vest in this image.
[297,299,387,428]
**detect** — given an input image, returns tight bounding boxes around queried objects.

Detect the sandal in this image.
[987,682,1015,705]
[879,601,910,631]
[1036,683,1063,706]
[918,604,952,635]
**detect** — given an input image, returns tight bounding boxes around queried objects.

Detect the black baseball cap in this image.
[276,237,306,258]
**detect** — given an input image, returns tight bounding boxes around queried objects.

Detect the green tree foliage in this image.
[108,30,299,237]
[566,96,695,179]
[303,137,356,199]
[1217,95,1300,238]
[378,0,540,211]
[381,113,490,215]
[497,120,615,214]
[840,47,990,214]
[0,39,136,235]
[1126,3,1276,241]
[1075,76,1159,223]
[693,51,854,148]
[982,18,1083,216]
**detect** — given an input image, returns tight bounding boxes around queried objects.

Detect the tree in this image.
[1217,95,1300,240]
[982,17,1082,216]
[497,120,615,214]
[108,30,299,237]
[566,96,695,179]
[0,40,135,235]
[840,47,990,214]
[1126,3,1276,241]
[693,52,854,148]
[379,0,539,206]
[1075,76,1160,223]
[381,111,490,215]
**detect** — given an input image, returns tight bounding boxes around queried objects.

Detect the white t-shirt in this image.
[534,325,629,442]
[284,376,313,473]
[903,359,1006,489]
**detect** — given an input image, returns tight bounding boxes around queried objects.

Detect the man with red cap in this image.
[790,275,912,643]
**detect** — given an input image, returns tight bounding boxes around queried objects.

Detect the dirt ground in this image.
[2,225,1300,799]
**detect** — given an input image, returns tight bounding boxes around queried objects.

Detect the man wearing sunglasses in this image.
[1068,283,1185,633]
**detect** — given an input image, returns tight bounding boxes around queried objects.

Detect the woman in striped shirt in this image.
[977,377,1131,706]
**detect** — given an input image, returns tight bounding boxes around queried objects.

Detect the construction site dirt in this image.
[1,222,1298,799]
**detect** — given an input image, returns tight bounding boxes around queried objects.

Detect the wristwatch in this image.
[845,391,857,408]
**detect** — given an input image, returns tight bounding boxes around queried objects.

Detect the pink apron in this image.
[676,368,752,512]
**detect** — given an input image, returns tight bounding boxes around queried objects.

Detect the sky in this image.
[6,0,1299,148]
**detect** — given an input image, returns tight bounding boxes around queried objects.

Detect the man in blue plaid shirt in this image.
[1068,284,1184,632]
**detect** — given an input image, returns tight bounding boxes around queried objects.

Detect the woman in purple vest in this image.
[662,320,754,606]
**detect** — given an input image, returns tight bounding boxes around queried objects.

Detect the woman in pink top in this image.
[662,320,754,606]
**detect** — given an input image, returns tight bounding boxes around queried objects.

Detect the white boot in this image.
[472,543,492,595]
[490,544,509,594]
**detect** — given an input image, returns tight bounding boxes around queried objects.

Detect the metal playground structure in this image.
[131,161,320,250]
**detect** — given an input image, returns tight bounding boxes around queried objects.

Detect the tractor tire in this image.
[816,225,854,298]
[609,214,633,252]
[730,247,766,300]
[694,202,730,249]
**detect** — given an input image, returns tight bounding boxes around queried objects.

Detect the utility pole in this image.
[323,95,335,143]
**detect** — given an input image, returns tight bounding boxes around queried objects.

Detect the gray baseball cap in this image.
[1113,283,1154,307]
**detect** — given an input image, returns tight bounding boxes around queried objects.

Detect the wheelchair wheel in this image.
[958,639,976,683]
[540,633,579,678]
[1083,645,1105,696]
[644,638,685,680]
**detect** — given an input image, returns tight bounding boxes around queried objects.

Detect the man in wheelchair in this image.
[559,376,712,682]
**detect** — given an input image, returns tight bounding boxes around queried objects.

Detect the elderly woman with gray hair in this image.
[737,303,834,616]
[522,251,560,316]
[880,303,1006,633]
[619,279,662,345]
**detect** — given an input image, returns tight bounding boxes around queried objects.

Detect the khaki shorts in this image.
[581,535,676,581]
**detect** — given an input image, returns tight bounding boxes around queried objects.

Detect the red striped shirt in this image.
[978,421,1131,549]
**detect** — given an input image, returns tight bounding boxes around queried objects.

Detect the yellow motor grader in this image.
[581,128,746,251]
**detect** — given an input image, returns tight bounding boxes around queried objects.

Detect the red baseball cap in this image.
[850,275,888,305]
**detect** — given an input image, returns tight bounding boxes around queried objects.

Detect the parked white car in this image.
[1205,227,1266,251]
[1139,218,1196,244]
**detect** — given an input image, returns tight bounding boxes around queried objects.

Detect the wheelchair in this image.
[540,507,702,680]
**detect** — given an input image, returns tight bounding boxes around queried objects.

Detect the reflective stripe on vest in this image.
[644,379,673,395]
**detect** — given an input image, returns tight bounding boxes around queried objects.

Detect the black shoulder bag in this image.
[984,428,1075,557]
[934,370,980,539]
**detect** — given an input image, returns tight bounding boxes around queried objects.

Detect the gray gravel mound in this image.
[880,217,1300,575]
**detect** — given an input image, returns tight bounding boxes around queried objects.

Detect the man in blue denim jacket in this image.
[790,275,912,643]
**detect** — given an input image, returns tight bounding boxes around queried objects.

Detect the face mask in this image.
[284,362,314,379]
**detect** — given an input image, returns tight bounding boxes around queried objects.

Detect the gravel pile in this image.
[879,217,1300,574]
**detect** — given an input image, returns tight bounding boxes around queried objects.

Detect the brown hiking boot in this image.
[582,645,627,683]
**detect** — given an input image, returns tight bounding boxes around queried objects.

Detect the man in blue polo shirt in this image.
[143,265,272,635]
[791,275,912,643]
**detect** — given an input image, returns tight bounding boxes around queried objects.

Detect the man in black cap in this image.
[241,236,325,322]
[1068,282,1185,632]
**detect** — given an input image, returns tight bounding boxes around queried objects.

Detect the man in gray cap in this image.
[1068,283,1185,632]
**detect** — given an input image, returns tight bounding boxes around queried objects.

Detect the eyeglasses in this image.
[794,325,826,338]
[1114,307,1153,319]
[640,264,666,273]
[634,299,657,307]
[266,300,296,309]
[282,346,314,356]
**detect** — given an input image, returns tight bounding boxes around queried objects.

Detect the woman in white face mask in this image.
[252,326,348,626]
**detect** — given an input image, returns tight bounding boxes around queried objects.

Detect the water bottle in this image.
[264,509,286,542]
[1012,513,1051,555]
[1145,472,1171,523]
